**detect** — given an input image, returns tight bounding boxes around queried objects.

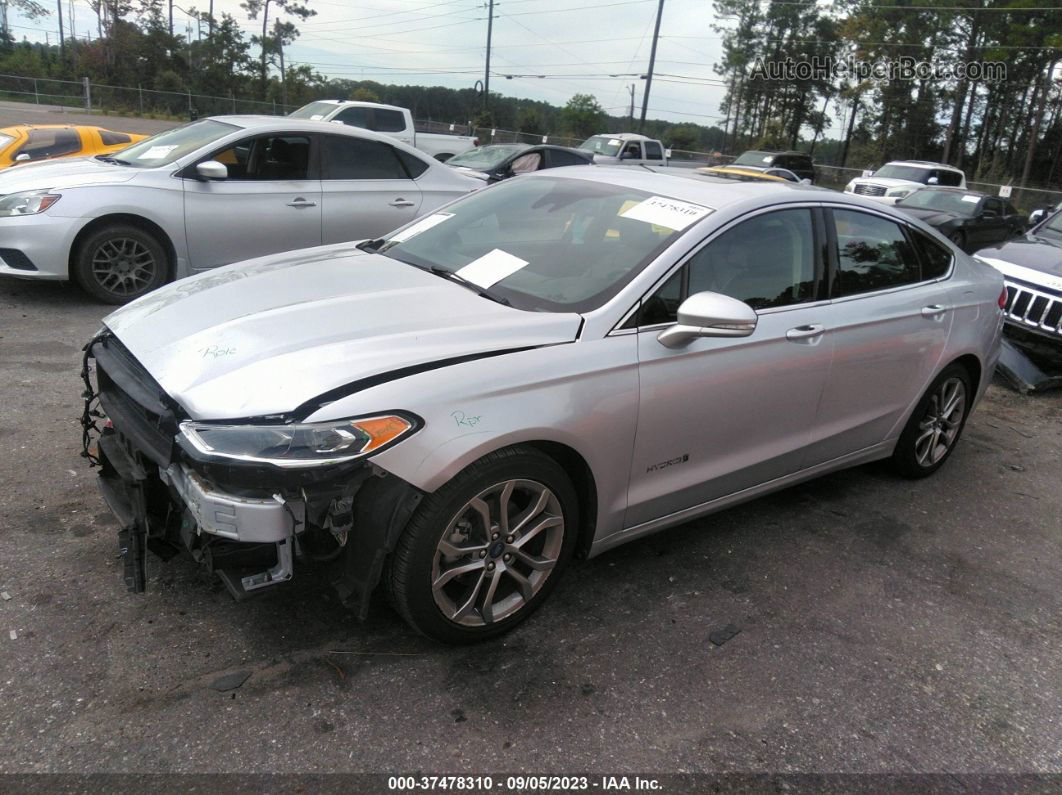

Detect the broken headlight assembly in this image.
[0,189,61,216]
[178,414,418,468]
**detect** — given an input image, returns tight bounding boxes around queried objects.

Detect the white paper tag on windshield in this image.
[608,139,621,146]
[310,114,323,120]
[961,194,981,203]
[456,248,528,288]
[137,145,178,160]
[621,195,713,231]
[389,213,452,243]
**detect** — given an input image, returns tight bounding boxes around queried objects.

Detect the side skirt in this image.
[589,441,894,557]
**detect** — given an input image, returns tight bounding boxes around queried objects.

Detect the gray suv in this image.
[84,168,1004,642]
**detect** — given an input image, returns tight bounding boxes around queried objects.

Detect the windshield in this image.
[447,144,529,170]
[289,101,338,120]
[578,136,622,157]
[873,164,932,182]
[733,151,775,166]
[115,119,238,166]
[1039,210,1062,238]
[898,190,981,215]
[0,132,14,152]
[380,176,705,312]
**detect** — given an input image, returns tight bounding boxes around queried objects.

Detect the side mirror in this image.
[657,291,758,349]
[981,209,998,219]
[620,149,637,160]
[927,176,939,185]
[1028,209,1045,226]
[14,153,30,162]
[799,178,812,185]
[196,160,228,181]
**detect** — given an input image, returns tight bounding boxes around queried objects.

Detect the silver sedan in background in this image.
[0,116,480,302]
[86,169,1004,642]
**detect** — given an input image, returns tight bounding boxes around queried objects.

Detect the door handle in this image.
[786,324,825,341]
[921,304,948,318]
[286,198,317,207]
[389,198,416,207]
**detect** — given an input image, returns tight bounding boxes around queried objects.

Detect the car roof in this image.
[541,165,831,209]
[886,160,964,172]
[740,149,808,156]
[592,133,655,142]
[299,99,406,113]
[204,114,407,142]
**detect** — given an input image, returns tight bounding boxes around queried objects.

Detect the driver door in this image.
[625,207,833,528]
[183,133,322,271]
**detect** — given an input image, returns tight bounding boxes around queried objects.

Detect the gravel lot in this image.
[0,276,1059,778]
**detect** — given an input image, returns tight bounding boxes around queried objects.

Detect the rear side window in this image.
[322,135,408,180]
[937,170,963,187]
[16,128,80,160]
[374,109,406,133]
[831,209,920,296]
[395,148,429,178]
[546,149,589,168]
[911,228,952,280]
[644,141,664,160]
[99,130,131,146]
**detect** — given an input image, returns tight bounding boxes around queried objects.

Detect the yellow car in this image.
[0,124,148,168]
[695,165,803,183]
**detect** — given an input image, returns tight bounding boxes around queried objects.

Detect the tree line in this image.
[714,0,1062,187]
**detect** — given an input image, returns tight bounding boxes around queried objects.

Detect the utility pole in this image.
[168,0,173,37]
[483,0,494,113]
[57,0,65,59]
[627,83,636,128]
[638,0,664,132]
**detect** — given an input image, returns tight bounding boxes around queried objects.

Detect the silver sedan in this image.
[85,168,1004,642]
[0,116,480,302]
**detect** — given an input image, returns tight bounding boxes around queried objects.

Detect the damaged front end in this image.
[80,331,423,617]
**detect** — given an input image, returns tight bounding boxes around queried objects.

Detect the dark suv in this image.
[732,150,815,183]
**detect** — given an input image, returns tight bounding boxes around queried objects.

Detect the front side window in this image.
[623,142,642,159]
[16,128,80,160]
[210,134,311,180]
[832,209,920,296]
[937,170,963,187]
[644,141,664,160]
[321,135,407,180]
[630,208,818,327]
[983,198,1004,216]
[510,151,542,174]
[381,176,692,312]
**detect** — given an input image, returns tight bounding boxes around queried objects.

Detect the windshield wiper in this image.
[426,265,511,306]
[95,155,132,165]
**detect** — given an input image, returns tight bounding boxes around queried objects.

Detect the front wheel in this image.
[73,224,169,304]
[891,364,972,478]
[387,446,578,643]
[948,230,966,251]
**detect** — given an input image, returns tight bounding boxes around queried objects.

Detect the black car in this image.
[445,143,592,183]
[731,149,815,183]
[895,188,1025,253]
[974,208,1062,392]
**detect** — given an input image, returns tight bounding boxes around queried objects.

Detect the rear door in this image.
[801,206,952,466]
[183,132,321,270]
[625,207,832,527]
[319,133,423,243]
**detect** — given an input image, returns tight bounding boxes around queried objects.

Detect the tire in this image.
[387,445,578,643]
[891,363,973,479]
[948,230,966,252]
[73,223,169,304]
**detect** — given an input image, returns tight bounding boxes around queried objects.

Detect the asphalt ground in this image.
[0,275,1059,784]
[0,100,178,135]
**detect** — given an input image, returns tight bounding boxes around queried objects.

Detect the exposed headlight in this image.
[0,189,61,216]
[178,414,418,468]
[886,187,914,198]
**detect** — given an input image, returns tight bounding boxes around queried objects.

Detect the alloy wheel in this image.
[914,376,966,467]
[91,237,158,297]
[431,479,564,627]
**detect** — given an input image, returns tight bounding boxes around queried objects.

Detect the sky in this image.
[5,0,732,127]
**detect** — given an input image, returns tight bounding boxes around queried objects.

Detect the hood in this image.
[0,156,138,192]
[102,243,583,420]
[896,207,963,227]
[974,234,1062,290]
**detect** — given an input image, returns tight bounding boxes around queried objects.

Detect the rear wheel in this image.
[891,364,972,478]
[387,446,577,643]
[73,223,169,304]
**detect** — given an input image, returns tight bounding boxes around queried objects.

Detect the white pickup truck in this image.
[290,100,479,162]
[577,133,668,166]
